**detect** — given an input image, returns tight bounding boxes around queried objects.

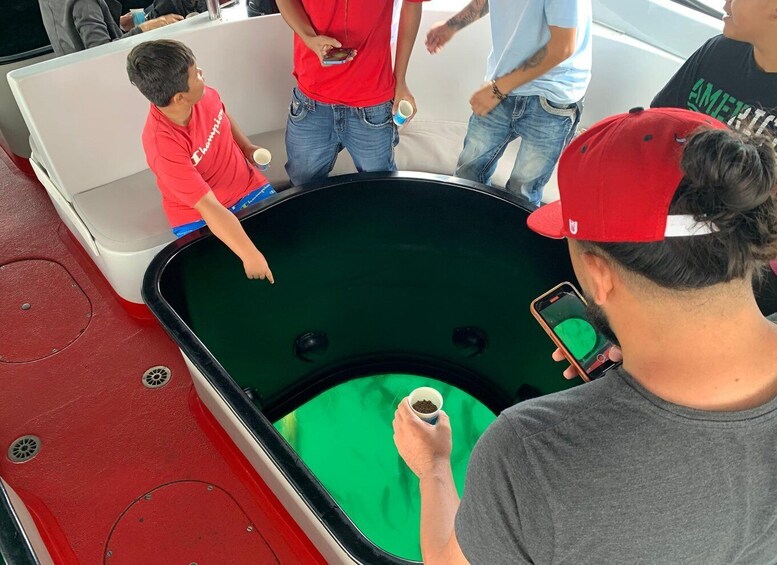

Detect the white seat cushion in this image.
[73,169,175,252]
[72,128,355,253]
[73,122,559,253]
[395,119,560,203]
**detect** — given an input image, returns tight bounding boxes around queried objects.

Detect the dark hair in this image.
[582,127,777,289]
[126,40,196,107]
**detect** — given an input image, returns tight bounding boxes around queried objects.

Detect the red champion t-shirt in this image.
[142,87,267,227]
[294,0,426,107]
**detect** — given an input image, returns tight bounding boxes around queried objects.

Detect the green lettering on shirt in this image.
[685,79,775,147]
[696,82,722,113]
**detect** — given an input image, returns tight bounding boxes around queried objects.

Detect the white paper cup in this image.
[393,99,414,126]
[408,387,443,424]
[253,147,272,171]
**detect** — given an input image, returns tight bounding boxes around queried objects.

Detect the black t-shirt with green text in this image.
[652,35,777,147]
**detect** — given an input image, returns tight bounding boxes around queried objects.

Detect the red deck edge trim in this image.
[187,387,328,564]
[14,488,80,565]
[0,142,36,180]
[7,155,35,179]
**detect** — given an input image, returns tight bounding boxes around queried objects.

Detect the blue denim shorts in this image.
[172,183,275,238]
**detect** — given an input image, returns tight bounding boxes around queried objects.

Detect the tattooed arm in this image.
[495,25,577,93]
[447,0,489,30]
[425,0,489,54]
[469,25,577,115]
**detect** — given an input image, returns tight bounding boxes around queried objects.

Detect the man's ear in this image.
[579,251,615,305]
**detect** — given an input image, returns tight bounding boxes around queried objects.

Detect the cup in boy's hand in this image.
[252,147,272,171]
[408,387,443,424]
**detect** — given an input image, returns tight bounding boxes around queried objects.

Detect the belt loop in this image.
[297,87,315,111]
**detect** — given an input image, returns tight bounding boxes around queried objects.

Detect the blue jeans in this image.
[456,95,581,207]
[172,183,275,237]
[285,87,399,186]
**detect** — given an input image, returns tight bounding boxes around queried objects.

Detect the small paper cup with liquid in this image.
[408,387,443,424]
[252,147,272,171]
[393,99,414,126]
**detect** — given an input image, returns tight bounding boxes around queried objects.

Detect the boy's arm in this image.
[194,191,274,283]
[276,0,349,65]
[425,0,489,54]
[148,137,271,282]
[227,112,260,162]
[393,0,424,118]
[470,25,577,116]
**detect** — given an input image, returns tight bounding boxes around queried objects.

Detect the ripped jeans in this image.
[456,94,581,207]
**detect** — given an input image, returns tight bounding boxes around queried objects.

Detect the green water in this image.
[163,180,581,560]
[274,374,496,562]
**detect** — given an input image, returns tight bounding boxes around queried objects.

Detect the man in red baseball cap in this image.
[393,108,777,563]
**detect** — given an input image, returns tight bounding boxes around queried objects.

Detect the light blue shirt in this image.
[486,0,592,105]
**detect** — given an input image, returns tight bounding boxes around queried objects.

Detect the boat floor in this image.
[0,152,324,564]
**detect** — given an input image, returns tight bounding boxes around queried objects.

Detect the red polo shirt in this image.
[294,0,426,107]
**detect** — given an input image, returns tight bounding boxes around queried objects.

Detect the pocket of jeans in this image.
[288,88,309,122]
[539,96,577,118]
[360,101,393,128]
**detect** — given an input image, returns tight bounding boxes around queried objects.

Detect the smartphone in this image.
[530,282,620,382]
[322,48,355,65]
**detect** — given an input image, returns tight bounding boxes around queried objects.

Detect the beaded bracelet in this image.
[491,79,507,101]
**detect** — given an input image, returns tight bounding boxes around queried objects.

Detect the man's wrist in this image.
[491,78,508,100]
[301,31,317,47]
[444,18,462,31]
[417,459,453,482]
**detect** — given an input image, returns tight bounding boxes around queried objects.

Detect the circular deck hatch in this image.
[104,481,279,564]
[0,260,91,363]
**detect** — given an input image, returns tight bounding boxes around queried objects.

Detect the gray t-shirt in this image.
[456,364,777,564]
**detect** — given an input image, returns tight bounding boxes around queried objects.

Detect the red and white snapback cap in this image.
[527,107,728,242]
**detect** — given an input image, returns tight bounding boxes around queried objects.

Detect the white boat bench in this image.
[9,6,691,304]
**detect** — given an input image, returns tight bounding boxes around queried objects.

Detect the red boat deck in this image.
[0,152,325,564]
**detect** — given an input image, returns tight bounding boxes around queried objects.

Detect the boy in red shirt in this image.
[126,40,274,283]
[277,0,427,186]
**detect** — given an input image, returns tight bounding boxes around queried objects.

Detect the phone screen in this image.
[323,48,354,64]
[533,283,619,380]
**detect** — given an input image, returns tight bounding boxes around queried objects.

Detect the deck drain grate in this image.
[142,366,172,389]
[8,435,41,463]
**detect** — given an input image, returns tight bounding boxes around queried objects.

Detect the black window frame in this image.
[0,0,53,65]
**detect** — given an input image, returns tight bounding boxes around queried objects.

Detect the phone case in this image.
[322,48,354,65]
[530,282,595,382]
